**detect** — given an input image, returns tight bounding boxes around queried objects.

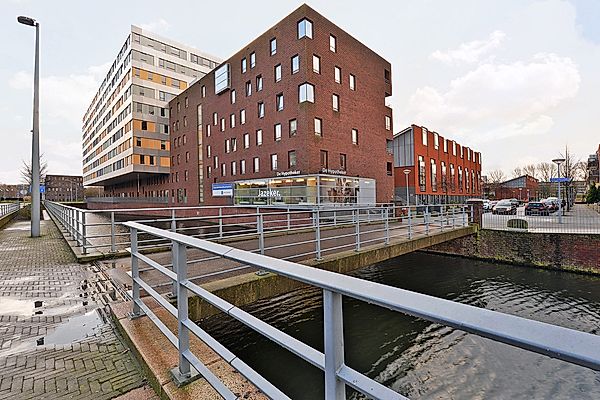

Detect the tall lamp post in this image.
[552,158,565,224]
[403,169,411,206]
[18,15,40,237]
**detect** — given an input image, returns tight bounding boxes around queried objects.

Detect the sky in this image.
[1,0,599,184]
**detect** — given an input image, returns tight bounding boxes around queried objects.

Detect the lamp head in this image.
[403,169,411,176]
[17,16,36,26]
[552,158,565,166]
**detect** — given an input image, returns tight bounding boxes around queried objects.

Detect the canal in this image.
[200,252,600,399]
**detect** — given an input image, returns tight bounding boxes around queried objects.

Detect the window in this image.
[136,137,142,147]
[258,102,265,118]
[270,38,277,56]
[385,116,391,131]
[289,119,297,137]
[241,58,247,73]
[384,69,391,82]
[291,54,300,74]
[207,145,211,158]
[434,133,439,150]
[225,139,231,153]
[314,118,322,136]
[215,63,231,94]
[183,116,188,127]
[185,97,189,108]
[351,128,358,145]
[298,18,313,39]
[443,139,448,153]
[288,150,297,168]
[299,83,315,103]
[253,157,260,173]
[177,102,181,112]
[220,118,225,132]
[201,85,206,98]
[458,166,463,191]
[271,154,278,170]
[213,112,218,125]
[161,140,166,150]
[231,161,237,176]
[240,109,246,125]
[422,127,428,146]
[320,150,328,168]
[245,81,252,96]
[230,113,235,128]
[141,121,148,130]
[250,52,256,68]
[276,93,284,111]
[349,74,356,90]
[221,163,226,177]
[329,35,337,52]
[332,94,339,112]
[334,66,341,83]
[312,55,321,73]
[418,156,426,191]
[206,124,211,137]
[340,153,347,170]
[274,64,282,82]
[256,129,263,145]
[185,170,189,181]
[274,124,282,141]
[431,159,437,191]
[241,159,246,174]
[230,89,236,104]
[140,154,146,165]
[243,133,250,149]
[452,141,456,156]
[256,75,263,91]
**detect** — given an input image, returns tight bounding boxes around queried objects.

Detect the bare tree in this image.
[511,167,523,178]
[488,169,506,184]
[537,162,554,182]
[558,146,581,210]
[522,164,537,179]
[20,154,48,188]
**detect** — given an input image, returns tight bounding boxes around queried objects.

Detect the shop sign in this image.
[259,189,281,198]
[321,168,347,175]
[212,183,234,197]
[276,170,301,177]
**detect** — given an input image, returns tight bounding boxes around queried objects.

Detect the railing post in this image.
[173,241,191,381]
[323,290,345,400]
[425,205,430,235]
[408,207,412,239]
[258,214,264,255]
[355,210,360,252]
[452,206,456,229]
[110,211,116,252]
[170,239,179,298]
[130,227,142,317]
[440,205,445,232]
[333,209,337,226]
[384,207,390,245]
[218,207,223,238]
[81,211,87,255]
[315,209,322,260]
[171,209,176,232]
[463,206,467,226]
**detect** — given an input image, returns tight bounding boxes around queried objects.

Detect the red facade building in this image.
[168,4,394,207]
[391,124,482,204]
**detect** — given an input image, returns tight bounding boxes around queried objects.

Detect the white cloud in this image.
[9,62,109,129]
[431,30,506,65]
[139,19,171,34]
[408,53,580,143]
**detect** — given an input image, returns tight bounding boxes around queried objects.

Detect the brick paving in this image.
[0,218,148,399]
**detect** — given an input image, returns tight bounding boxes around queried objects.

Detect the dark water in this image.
[200,253,600,399]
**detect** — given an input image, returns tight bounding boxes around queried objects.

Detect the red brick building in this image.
[391,124,482,204]
[168,4,394,207]
[45,175,84,202]
[494,175,538,201]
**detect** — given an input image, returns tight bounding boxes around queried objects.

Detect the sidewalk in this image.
[0,217,153,399]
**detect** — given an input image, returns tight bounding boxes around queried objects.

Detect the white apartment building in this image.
[82,25,220,196]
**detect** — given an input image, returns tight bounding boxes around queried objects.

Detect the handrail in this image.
[124,220,600,399]
[0,202,20,218]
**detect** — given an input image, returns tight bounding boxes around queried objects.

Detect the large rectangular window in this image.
[258,102,265,118]
[422,127,428,146]
[288,150,297,168]
[349,74,356,90]
[241,159,246,174]
[313,55,320,73]
[351,128,358,145]
[276,93,284,111]
[274,124,282,141]
[289,119,297,137]
[418,156,426,192]
[256,75,263,91]
[244,133,250,149]
[315,118,322,136]
[320,150,328,169]
[291,55,300,74]
[256,129,263,146]
[253,157,260,173]
[271,154,278,170]
[214,63,230,94]
[270,38,277,55]
[431,159,437,192]
[298,19,313,39]
[299,83,315,103]
[274,64,282,82]
[334,66,341,83]
[332,94,340,112]
[330,35,337,52]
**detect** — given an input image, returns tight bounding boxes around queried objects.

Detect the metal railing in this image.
[0,202,20,218]
[482,203,600,234]
[44,201,472,256]
[124,221,600,400]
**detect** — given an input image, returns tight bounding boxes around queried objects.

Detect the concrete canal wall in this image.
[426,229,600,275]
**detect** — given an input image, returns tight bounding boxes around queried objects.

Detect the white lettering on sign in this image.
[258,189,281,198]
[321,168,347,175]
[276,170,301,177]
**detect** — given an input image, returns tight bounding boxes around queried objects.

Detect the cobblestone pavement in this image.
[0,218,147,399]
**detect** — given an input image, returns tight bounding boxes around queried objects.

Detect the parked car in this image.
[509,198,520,207]
[492,199,517,215]
[525,201,549,216]
[541,198,556,212]
[482,199,491,212]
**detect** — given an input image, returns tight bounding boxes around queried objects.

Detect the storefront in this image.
[230,174,376,206]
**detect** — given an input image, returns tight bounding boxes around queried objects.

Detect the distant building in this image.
[0,184,27,200]
[391,124,482,204]
[587,144,599,186]
[495,175,538,201]
[45,175,84,202]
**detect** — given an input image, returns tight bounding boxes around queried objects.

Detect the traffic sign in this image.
[550,177,570,183]
[212,183,234,197]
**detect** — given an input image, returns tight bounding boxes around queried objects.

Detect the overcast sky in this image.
[1,0,599,183]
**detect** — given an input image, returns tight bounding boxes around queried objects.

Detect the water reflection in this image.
[201,253,600,399]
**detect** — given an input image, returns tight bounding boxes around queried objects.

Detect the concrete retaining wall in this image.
[426,229,600,275]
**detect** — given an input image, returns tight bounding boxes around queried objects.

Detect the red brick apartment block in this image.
[168,4,394,207]
[391,124,482,205]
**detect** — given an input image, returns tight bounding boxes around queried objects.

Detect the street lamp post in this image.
[552,158,565,224]
[18,15,40,237]
[403,169,411,206]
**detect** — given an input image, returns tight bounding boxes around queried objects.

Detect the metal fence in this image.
[481,203,600,234]
[44,202,472,256]
[124,221,600,400]
[0,202,20,218]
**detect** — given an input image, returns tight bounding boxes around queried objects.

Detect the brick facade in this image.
[45,175,84,202]
[168,4,394,206]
